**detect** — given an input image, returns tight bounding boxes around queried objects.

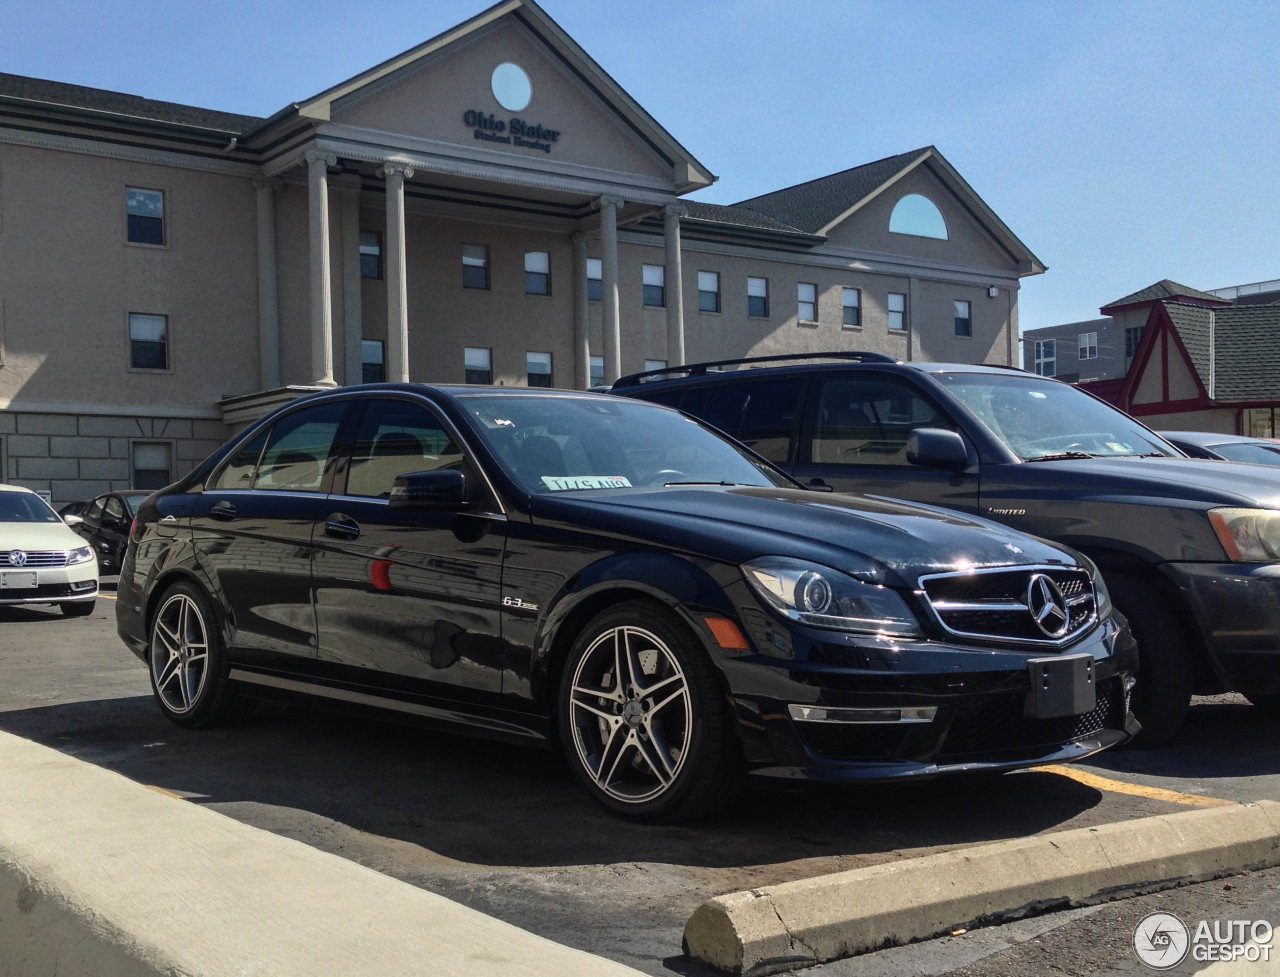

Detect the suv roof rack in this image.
[612,351,900,389]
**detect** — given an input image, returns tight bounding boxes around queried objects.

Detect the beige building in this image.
[0,0,1044,504]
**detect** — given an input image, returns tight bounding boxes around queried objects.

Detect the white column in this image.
[304,150,337,387]
[383,162,414,384]
[572,232,590,389]
[253,175,282,390]
[663,203,688,367]
[339,183,363,386]
[598,195,624,384]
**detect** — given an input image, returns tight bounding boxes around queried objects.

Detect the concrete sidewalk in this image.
[0,730,645,977]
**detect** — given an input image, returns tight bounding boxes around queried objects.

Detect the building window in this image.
[129,313,168,370]
[797,283,817,323]
[527,351,552,388]
[126,187,164,245]
[132,442,172,491]
[747,277,769,318]
[462,244,489,290]
[359,232,382,279]
[1079,331,1099,360]
[889,194,948,240]
[642,264,665,307]
[589,355,604,387]
[954,300,972,338]
[587,258,602,301]
[644,359,667,372]
[525,251,550,295]
[1125,326,1145,366]
[465,347,492,385]
[698,271,720,313]
[1035,339,1056,377]
[361,340,385,383]
[888,292,907,331]
[842,287,861,327]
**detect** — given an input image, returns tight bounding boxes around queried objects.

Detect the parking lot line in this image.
[144,784,185,799]
[1041,764,1234,808]
[97,593,116,600]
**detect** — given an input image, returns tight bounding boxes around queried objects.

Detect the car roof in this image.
[1161,431,1269,448]
[0,483,36,495]
[614,357,1026,390]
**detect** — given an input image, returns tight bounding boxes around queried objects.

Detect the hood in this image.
[1000,457,1280,509]
[0,521,87,553]
[531,486,1077,587]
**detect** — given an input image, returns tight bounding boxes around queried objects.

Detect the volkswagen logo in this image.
[8,550,26,567]
[1027,573,1070,638]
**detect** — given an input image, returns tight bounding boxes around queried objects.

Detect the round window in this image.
[491,63,532,112]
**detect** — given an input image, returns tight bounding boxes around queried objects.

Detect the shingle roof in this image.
[0,72,263,134]
[681,200,806,234]
[732,148,930,234]
[1104,279,1228,309]
[1164,303,1212,383]
[1212,305,1280,401]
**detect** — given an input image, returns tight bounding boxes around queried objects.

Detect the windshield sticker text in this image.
[541,475,633,492]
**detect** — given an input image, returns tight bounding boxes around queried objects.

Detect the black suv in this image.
[117,385,1133,820]
[614,353,1280,742]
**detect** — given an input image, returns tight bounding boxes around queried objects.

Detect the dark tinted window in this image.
[808,376,955,467]
[1214,443,1280,467]
[347,400,463,498]
[252,403,348,493]
[212,430,268,491]
[680,377,804,463]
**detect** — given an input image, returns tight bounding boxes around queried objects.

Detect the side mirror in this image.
[389,470,476,510]
[806,478,835,493]
[63,514,84,527]
[906,428,970,472]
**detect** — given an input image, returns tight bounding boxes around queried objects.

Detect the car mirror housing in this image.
[63,514,84,527]
[906,428,970,472]
[389,470,476,510]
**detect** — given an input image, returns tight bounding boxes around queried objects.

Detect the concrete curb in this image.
[683,801,1280,976]
[0,730,646,977]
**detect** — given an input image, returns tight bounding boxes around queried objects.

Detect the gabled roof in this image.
[1102,279,1230,313]
[681,201,806,234]
[0,71,262,134]
[1213,305,1280,400]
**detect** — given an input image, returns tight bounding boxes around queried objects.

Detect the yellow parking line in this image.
[144,784,185,800]
[1041,764,1234,808]
[97,593,117,600]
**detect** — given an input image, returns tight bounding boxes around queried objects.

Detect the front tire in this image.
[60,601,94,617]
[1106,574,1194,745]
[558,600,743,822]
[148,581,245,728]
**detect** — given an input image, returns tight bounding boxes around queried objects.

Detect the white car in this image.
[0,484,99,616]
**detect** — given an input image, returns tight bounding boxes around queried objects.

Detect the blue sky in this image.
[5,0,1277,334]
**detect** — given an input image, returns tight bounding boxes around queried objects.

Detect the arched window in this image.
[889,194,948,240]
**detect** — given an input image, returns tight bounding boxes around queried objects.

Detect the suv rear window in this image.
[679,377,805,463]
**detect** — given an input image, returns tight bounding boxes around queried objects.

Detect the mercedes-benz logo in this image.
[8,550,26,567]
[1027,573,1070,638]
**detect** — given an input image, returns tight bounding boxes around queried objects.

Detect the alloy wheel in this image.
[150,592,210,715]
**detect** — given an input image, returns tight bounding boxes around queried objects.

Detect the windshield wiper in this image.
[663,480,750,487]
[1025,451,1099,462]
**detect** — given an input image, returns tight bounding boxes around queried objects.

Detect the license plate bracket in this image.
[1025,652,1095,719]
[0,571,38,590]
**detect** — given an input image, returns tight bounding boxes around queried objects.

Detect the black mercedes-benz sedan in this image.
[117,385,1137,820]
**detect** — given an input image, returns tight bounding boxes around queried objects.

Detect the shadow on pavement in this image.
[0,691,1117,871]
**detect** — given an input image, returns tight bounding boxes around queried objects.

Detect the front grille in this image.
[796,723,907,760]
[0,550,70,568]
[919,565,1096,646]
[938,677,1123,761]
[0,582,80,600]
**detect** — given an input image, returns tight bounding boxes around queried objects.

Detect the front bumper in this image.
[720,614,1138,783]
[1163,561,1280,694]
[0,562,98,605]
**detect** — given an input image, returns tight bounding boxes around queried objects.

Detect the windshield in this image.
[936,373,1181,461]
[0,492,61,523]
[459,394,794,495]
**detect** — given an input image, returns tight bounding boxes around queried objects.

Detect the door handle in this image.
[210,501,237,520]
[325,513,361,540]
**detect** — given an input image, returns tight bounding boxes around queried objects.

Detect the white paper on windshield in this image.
[541,475,632,492]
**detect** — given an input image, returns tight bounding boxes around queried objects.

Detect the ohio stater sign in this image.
[464,110,560,153]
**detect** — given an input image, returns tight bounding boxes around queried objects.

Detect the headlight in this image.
[1093,567,1113,620]
[1209,508,1280,562]
[67,546,94,566]
[742,557,921,636]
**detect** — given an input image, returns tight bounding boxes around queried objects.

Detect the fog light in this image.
[787,704,937,724]
[71,580,97,592]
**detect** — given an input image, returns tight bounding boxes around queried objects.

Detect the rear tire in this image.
[1105,574,1194,746]
[558,599,744,822]
[147,581,247,728]
[60,601,94,617]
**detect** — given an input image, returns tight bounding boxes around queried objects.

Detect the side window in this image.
[104,496,126,523]
[684,378,804,463]
[809,377,956,467]
[212,430,268,491]
[346,400,463,499]
[85,497,106,521]
[253,402,348,493]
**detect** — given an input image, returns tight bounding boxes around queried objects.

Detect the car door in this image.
[310,396,507,707]
[74,496,107,557]
[98,495,129,571]
[789,372,981,511]
[677,375,808,465]
[189,399,352,672]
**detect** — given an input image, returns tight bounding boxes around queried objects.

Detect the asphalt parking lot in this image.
[2,590,1278,976]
